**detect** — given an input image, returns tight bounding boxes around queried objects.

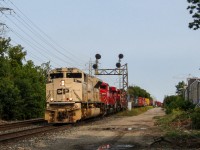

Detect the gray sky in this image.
[1,0,200,101]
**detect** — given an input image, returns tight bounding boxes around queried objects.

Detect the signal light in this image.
[116,62,121,68]
[93,64,97,69]
[95,54,101,59]
[119,54,123,59]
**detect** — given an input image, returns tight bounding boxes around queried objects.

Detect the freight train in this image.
[45,67,127,123]
[132,96,162,107]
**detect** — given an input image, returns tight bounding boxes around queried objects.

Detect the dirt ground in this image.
[32,107,166,150]
[1,107,170,150]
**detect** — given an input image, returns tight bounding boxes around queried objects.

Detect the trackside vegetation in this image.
[0,38,50,120]
[155,81,200,143]
[117,106,153,116]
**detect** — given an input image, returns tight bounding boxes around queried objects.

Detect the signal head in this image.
[95,54,101,59]
[116,62,121,68]
[93,64,98,69]
[118,54,124,59]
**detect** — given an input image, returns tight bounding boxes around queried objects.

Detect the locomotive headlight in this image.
[61,80,65,86]
[69,98,73,101]
[50,98,53,101]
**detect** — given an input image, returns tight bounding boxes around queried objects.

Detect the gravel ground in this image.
[0,107,166,150]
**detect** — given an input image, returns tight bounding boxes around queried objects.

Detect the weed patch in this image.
[117,106,153,116]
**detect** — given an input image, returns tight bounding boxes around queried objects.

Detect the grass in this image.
[155,109,200,139]
[117,106,153,116]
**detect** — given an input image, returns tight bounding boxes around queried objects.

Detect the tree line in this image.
[128,86,152,100]
[0,38,50,120]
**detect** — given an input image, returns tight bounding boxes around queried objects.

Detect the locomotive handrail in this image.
[73,90,81,101]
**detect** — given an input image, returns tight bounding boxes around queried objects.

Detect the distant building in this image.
[184,78,200,104]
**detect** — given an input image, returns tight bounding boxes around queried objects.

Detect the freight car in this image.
[132,96,158,107]
[45,67,127,123]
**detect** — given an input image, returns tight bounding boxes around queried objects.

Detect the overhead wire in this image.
[8,27,60,67]
[11,11,85,68]
[3,14,76,67]
[0,1,82,68]
[6,25,61,67]
[4,0,89,68]
[11,39,47,64]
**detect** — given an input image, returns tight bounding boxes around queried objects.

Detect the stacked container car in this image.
[132,96,138,107]
[138,97,145,107]
[155,101,162,107]
[145,98,150,106]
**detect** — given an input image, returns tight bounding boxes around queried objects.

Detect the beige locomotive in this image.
[45,68,104,123]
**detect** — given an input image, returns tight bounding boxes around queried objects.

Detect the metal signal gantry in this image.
[93,54,129,92]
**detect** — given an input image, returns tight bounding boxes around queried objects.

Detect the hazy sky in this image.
[1,0,200,101]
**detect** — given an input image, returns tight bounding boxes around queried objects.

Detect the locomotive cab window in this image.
[50,73,63,79]
[100,85,107,89]
[66,73,82,78]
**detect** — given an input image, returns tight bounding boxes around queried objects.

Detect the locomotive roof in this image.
[50,67,82,73]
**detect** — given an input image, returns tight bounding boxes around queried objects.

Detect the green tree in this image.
[163,95,195,114]
[8,45,26,67]
[175,81,186,97]
[187,0,200,30]
[0,38,47,120]
[128,86,152,99]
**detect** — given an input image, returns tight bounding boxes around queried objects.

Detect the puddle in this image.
[97,144,135,150]
[126,127,133,131]
[97,144,110,150]
[93,127,137,131]
[116,144,135,148]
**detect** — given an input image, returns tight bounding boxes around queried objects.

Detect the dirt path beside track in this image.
[0,107,166,150]
[34,107,165,150]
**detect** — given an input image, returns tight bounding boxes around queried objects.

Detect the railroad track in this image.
[0,117,105,143]
[0,118,47,131]
[0,125,55,143]
[0,124,72,143]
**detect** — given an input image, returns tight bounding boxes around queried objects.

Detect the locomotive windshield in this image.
[66,73,82,78]
[100,85,107,89]
[50,73,63,79]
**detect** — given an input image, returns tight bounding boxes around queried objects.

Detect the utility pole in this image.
[0,6,13,36]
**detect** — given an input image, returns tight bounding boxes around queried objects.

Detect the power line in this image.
[0,3,12,36]
[7,25,62,67]
[3,13,76,68]
[4,0,89,67]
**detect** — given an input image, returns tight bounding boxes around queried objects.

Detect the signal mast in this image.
[93,54,130,109]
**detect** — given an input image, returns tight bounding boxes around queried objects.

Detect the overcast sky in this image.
[1,0,200,101]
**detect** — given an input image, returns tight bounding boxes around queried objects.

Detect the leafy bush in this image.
[191,108,200,129]
[117,106,153,116]
[164,95,195,114]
